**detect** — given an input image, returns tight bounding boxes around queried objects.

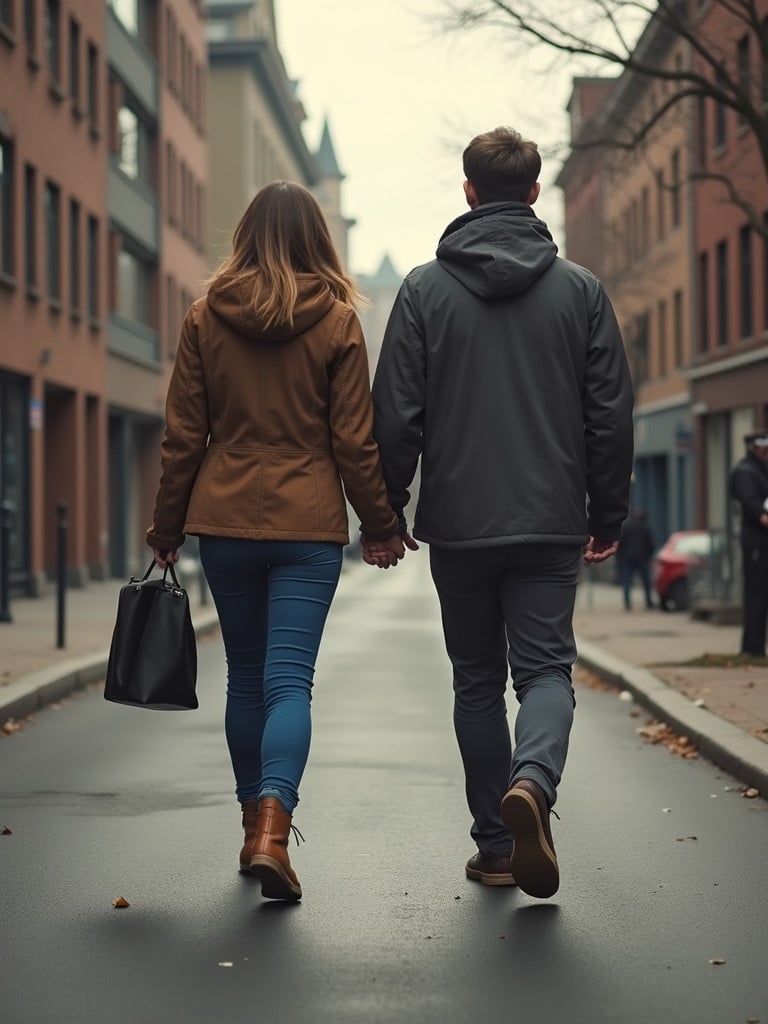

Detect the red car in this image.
[653,530,712,611]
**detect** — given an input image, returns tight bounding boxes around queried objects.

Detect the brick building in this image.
[688,0,768,534]
[0,0,209,594]
[558,3,768,545]
[0,0,109,595]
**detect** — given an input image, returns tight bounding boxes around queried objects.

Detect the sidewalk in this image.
[1,564,767,792]
[573,576,768,792]
[0,569,220,723]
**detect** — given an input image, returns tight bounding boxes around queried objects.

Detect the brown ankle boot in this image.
[239,800,260,873]
[248,796,302,901]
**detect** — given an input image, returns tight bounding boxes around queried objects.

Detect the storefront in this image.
[632,397,694,548]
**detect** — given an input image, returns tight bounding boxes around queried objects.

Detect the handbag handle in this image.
[141,559,182,589]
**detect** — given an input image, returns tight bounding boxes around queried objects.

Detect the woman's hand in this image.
[153,548,180,569]
[361,533,406,569]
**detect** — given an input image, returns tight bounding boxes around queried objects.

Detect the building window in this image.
[696,96,707,170]
[45,0,61,83]
[117,245,152,326]
[0,139,13,279]
[670,149,681,228]
[715,239,728,347]
[44,180,61,301]
[714,69,727,149]
[657,299,667,376]
[673,288,684,368]
[0,0,12,31]
[640,187,649,256]
[24,0,35,52]
[737,34,750,118]
[762,19,768,106]
[69,198,80,313]
[655,169,665,241]
[698,252,709,353]
[87,42,98,128]
[24,164,36,289]
[117,103,152,185]
[739,224,753,339]
[69,17,80,105]
[87,214,98,319]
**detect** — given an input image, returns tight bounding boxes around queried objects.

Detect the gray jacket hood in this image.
[436,202,558,299]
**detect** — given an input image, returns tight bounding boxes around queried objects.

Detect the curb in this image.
[0,610,221,725]
[576,636,768,794]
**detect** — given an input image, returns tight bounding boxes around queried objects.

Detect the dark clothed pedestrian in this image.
[617,509,655,610]
[147,182,406,902]
[367,127,634,898]
[729,430,768,657]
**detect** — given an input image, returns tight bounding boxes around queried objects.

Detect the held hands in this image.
[583,537,619,565]
[153,548,180,569]
[361,531,419,569]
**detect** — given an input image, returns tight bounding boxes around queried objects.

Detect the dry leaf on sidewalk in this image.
[112,896,130,908]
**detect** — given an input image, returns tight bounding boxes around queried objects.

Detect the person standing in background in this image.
[729,431,768,658]
[616,509,655,611]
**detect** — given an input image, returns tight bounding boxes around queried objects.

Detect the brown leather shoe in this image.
[247,797,302,901]
[501,779,559,898]
[465,852,516,886]
[239,800,260,873]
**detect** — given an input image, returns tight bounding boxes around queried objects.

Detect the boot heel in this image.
[249,854,302,901]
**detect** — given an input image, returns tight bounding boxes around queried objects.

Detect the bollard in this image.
[56,501,68,649]
[0,500,13,624]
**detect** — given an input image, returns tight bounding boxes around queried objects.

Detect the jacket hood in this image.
[436,202,558,299]
[207,270,335,341]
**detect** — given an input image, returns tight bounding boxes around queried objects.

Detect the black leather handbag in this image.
[104,560,198,710]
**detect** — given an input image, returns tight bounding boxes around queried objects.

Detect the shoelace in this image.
[290,823,305,846]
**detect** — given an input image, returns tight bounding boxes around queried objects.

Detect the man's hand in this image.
[583,537,619,565]
[760,513,768,528]
[361,533,411,569]
[153,548,180,569]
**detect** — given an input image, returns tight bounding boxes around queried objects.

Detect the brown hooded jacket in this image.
[146,271,398,552]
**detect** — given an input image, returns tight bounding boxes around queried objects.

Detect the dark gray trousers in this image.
[429,543,581,857]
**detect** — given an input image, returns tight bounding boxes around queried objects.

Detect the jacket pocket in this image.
[187,447,264,528]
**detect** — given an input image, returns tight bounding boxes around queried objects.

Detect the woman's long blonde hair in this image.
[207,181,364,329]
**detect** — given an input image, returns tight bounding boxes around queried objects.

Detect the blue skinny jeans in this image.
[199,536,343,813]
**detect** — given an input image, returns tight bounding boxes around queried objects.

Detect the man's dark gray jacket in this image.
[371,202,635,548]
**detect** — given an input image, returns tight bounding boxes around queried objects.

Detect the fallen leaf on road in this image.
[1,719,21,735]
[619,690,633,702]
[746,1016,760,1022]
[742,788,760,799]
[218,962,233,968]
[662,808,672,813]
[708,958,726,965]
[1,826,12,835]
[112,897,130,908]
[637,720,699,759]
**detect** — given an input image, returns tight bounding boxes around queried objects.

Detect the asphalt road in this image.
[1,555,767,1024]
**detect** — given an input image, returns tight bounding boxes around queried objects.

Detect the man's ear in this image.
[528,182,541,205]
[463,179,479,210]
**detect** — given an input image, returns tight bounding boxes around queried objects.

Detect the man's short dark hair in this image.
[462,127,541,205]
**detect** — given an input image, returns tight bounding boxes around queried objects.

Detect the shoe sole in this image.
[501,789,560,898]
[248,854,302,901]
[465,865,516,886]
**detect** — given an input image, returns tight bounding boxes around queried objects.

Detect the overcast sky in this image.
[275,0,574,278]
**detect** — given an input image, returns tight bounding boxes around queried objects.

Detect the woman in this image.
[147,182,405,901]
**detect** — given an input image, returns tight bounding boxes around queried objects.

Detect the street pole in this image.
[56,501,68,649]
[0,500,13,624]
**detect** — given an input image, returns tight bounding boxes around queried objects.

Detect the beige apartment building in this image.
[206,0,352,268]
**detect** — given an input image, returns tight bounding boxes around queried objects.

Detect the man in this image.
[729,430,768,658]
[366,127,634,899]
[617,508,655,610]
